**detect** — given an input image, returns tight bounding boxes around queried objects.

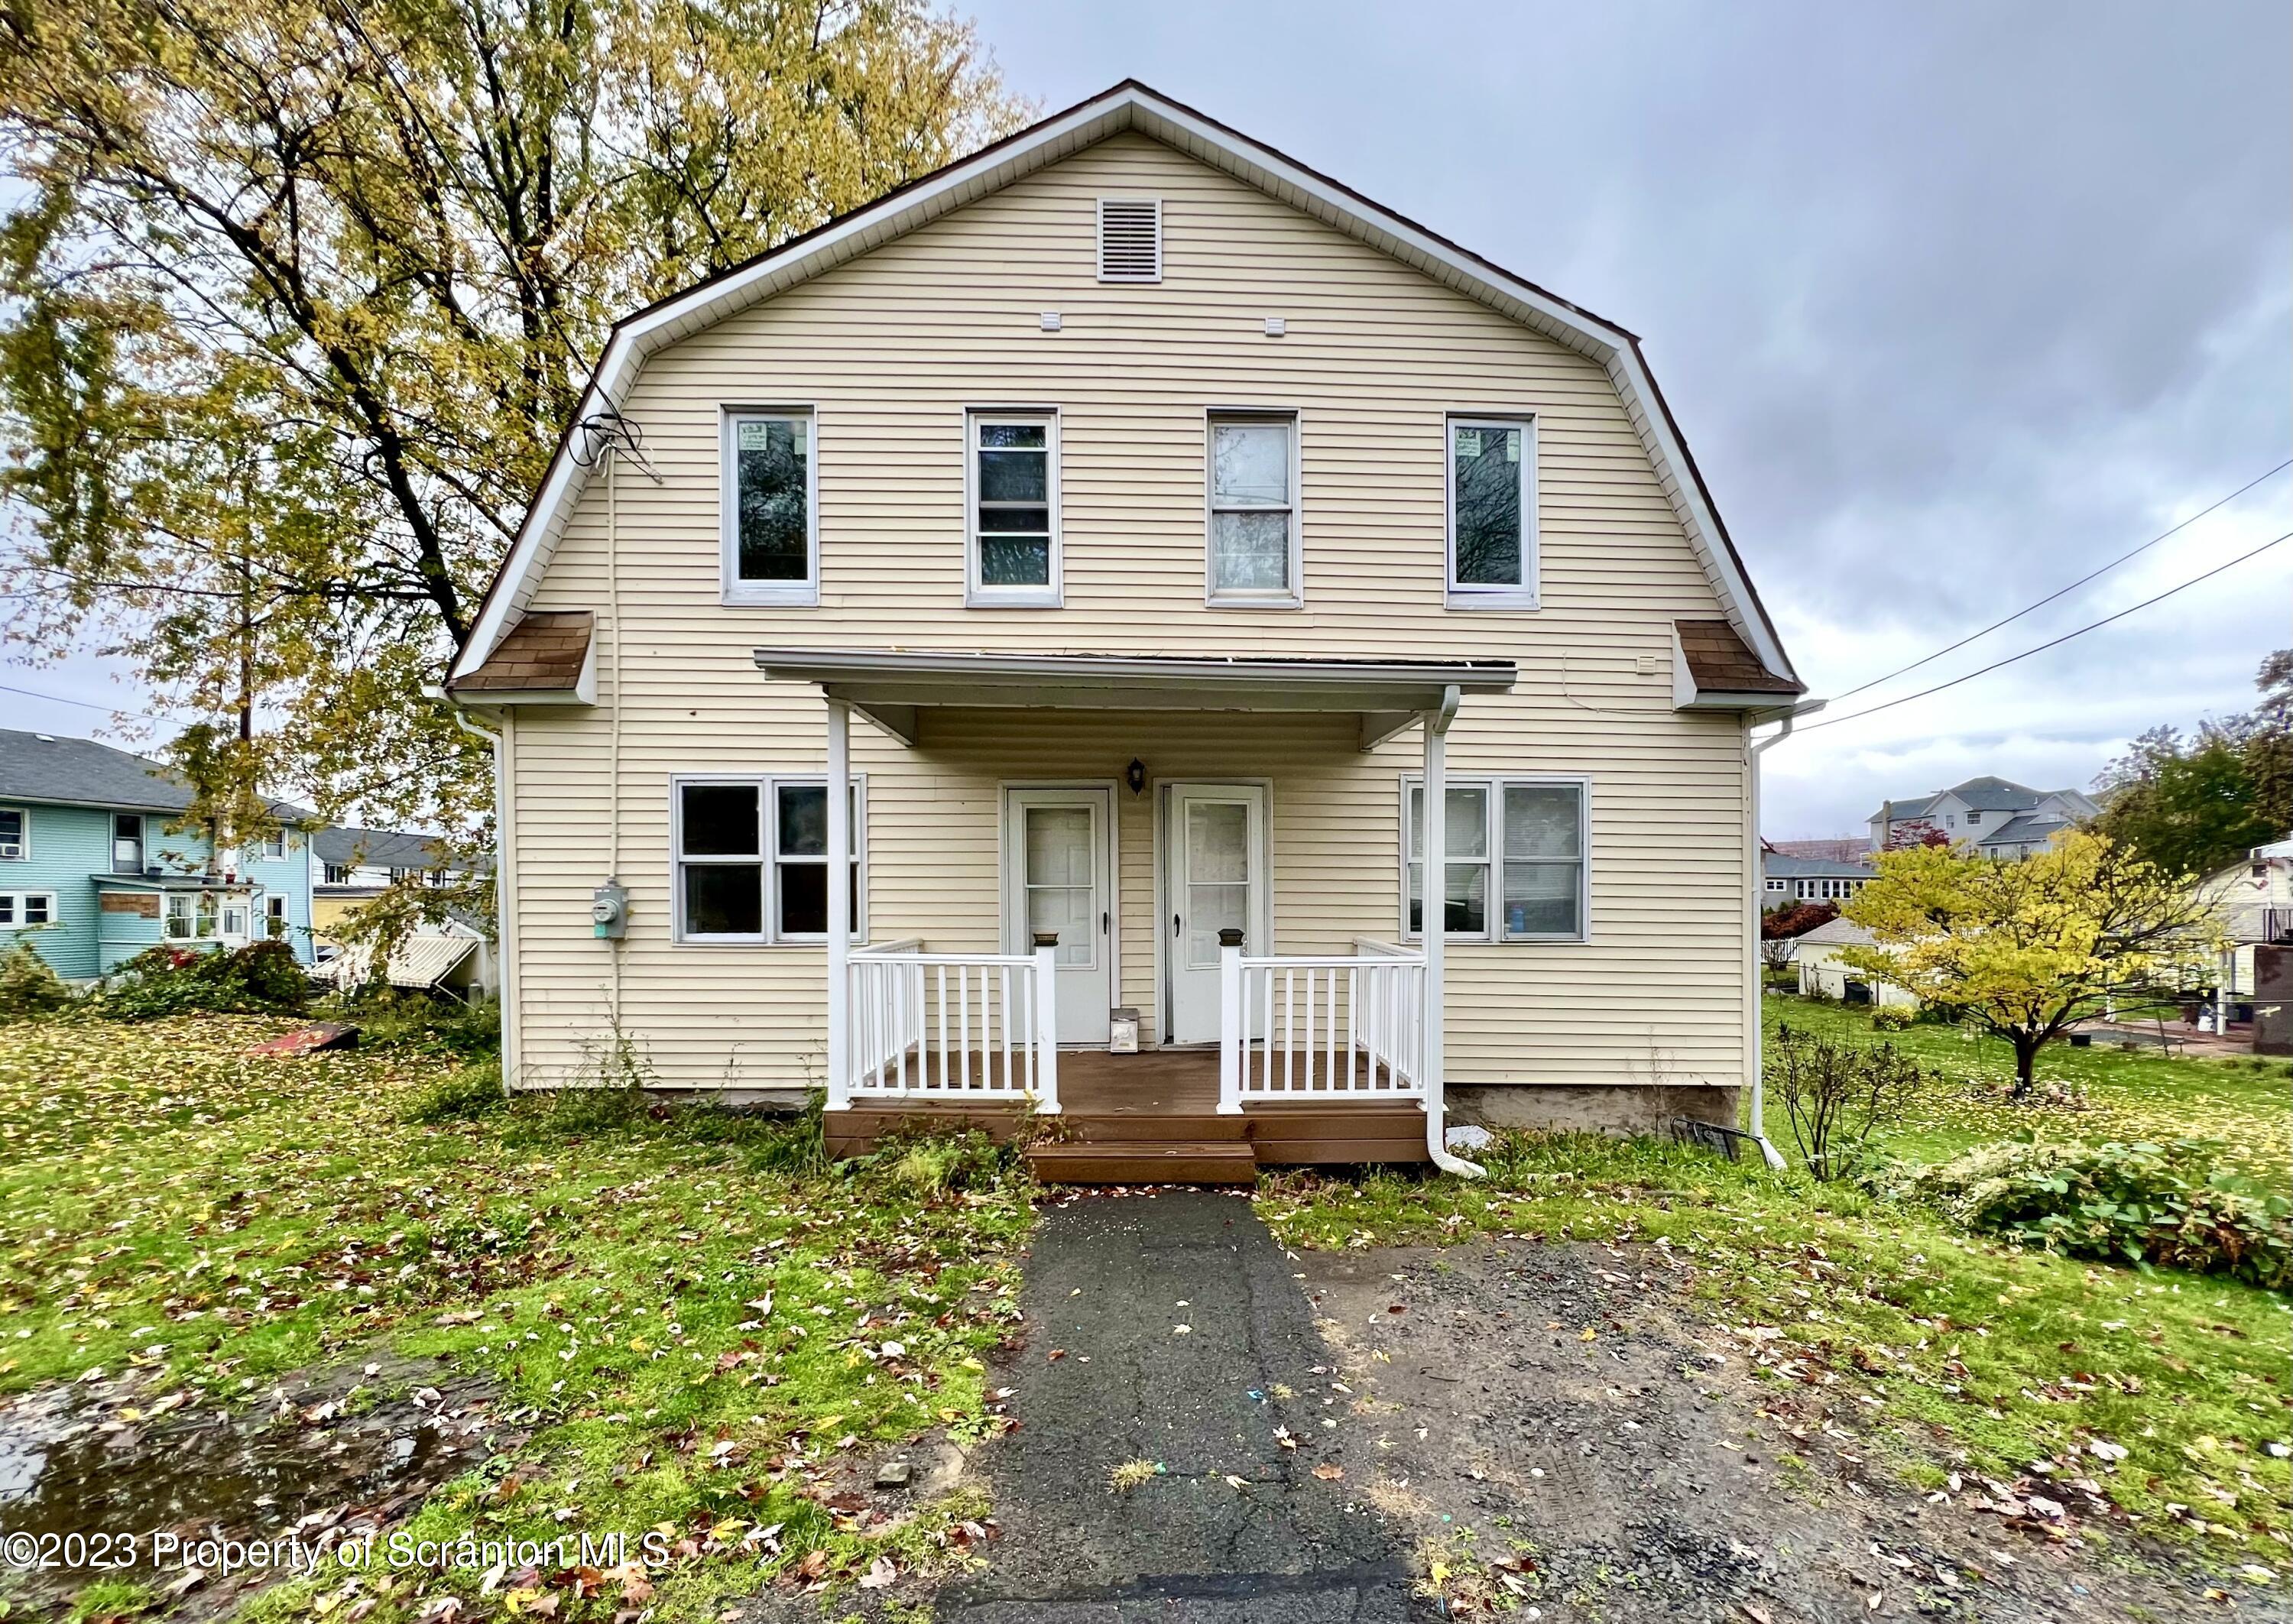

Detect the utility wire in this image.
[0,679,155,721]
[1827,457,2293,705]
[1799,528,2293,734]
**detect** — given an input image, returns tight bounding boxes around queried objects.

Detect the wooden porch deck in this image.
[824,1047,1429,1182]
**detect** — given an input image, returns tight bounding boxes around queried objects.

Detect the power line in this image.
[0,679,156,721]
[1827,457,2293,705]
[1798,528,2293,734]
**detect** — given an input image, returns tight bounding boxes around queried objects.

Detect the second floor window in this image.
[0,808,22,861]
[1207,413,1298,603]
[723,410,816,605]
[113,813,144,874]
[968,412,1059,605]
[1448,417,1537,608]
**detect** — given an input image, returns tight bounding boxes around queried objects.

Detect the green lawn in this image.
[1764,994,2293,1179]
[1260,997,2293,1569]
[0,1016,1030,1622]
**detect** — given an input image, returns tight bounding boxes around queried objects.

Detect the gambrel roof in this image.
[450,80,1800,693]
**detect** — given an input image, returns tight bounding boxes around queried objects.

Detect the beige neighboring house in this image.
[2194,836,2293,1019]
[1792,917,1918,1009]
[443,83,1809,1176]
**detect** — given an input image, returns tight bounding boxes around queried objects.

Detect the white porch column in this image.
[1421,689,1480,1175]
[825,698,851,1111]
[1032,936,1062,1114]
[1217,934,1245,1113]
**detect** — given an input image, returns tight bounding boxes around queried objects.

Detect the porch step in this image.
[1026,1139,1260,1185]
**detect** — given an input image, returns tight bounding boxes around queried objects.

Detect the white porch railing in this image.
[1218,936,1427,1110]
[839,938,1060,1112]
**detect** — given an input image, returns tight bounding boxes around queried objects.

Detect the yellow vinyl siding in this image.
[505,131,1750,1094]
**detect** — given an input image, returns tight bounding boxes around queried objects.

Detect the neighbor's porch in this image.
[754,648,1519,1179]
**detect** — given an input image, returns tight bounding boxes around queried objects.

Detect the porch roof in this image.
[751,647,1516,748]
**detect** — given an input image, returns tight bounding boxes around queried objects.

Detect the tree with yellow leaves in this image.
[1840,831,2222,1097]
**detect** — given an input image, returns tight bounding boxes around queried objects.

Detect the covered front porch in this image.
[754,648,1518,1179]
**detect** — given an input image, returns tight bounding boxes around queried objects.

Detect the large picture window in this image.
[1446,417,1537,608]
[1206,412,1299,603]
[722,409,817,605]
[673,776,864,944]
[967,411,1059,605]
[1403,776,1587,942]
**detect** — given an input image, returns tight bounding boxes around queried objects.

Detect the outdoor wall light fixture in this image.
[1127,758,1147,796]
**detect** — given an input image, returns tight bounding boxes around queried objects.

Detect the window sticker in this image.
[738,420,771,451]
[1456,426,1481,458]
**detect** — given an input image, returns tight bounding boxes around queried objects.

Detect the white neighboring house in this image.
[2193,836,2293,1019]
[1793,916,1918,1008]
[1761,848,1873,904]
[1868,776,2097,857]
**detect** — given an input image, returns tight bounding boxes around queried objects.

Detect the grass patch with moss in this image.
[0,1014,1031,1622]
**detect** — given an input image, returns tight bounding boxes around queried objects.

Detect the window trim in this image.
[964,407,1062,608]
[1202,408,1304,608]
[1445,414,1540,610]
[670,773,868,946]
[1398,773,1590,944]
[265,893,290,938]
[0,890,57,928]
[720,405,821,607]
[0,806,24,861]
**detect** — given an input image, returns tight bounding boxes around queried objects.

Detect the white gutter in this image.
[1745,698,1825,1170]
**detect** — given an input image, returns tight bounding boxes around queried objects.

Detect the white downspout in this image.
[1422,685,1483,1178]
[1746,703,1818,1171]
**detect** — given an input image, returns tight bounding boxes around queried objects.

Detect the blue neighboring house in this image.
[0,728,316,981]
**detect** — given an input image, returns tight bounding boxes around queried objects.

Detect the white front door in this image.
[1004,788,1113,1045]
[1163,783,1269,1045]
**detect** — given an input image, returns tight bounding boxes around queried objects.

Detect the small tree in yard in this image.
[1840,831,2220,1098]
[1766,1024,1924,1178]
[1759,900,1837,974]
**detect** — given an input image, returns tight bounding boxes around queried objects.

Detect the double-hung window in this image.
[722,409,817,605]
[266,894,290,938]
[1446,417,1537,608]
[1206,412,1299,603]
[0,892,54,927]
[165,891,219,941]
[1403,776,1588,942]
[967,411,1059,605]
[0,808,23,861]
[674,776,865,944]
[112,813,144,874]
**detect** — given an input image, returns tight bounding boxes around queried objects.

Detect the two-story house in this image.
[0,729,316,980]
[1868,776,2097,857]
[443,83,1808,1178]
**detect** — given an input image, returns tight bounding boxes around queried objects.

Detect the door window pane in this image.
[1452,423,1525,587]
[1025,806,1095,967]
[734,415,809,582]
[1185,799,1250,967]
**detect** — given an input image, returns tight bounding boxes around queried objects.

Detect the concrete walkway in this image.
[941,1189,1411,1622]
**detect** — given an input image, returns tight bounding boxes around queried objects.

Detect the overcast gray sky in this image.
[14,0,2290,838]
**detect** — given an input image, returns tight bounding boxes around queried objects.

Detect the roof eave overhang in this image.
[453,81,1798,692]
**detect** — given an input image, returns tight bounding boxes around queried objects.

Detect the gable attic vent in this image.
[1096,198,1162,283]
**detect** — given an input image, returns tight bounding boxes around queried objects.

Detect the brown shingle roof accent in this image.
[449,610,593,694]
[1676,618,1803,695]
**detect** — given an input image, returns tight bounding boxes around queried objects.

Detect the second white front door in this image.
[1163,783,1269,1045]
[1004,787,1113,1045]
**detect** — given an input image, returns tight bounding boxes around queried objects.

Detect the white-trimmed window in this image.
[1792,877,1863,902]
[1403,776,1588,942]
[1206,412,1299,604]
[112,812,145,874]
[266,894,290,938]
[673,776,865,944]
[0,892,55,928]
[164,891,220,941]
[1446,417,1537,608]
[0,808,24,861]
[1766,877,1787,893]
[966,411,1059,605]
[722,408,817,605]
